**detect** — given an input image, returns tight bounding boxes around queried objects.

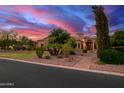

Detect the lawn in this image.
[0,51,37,60]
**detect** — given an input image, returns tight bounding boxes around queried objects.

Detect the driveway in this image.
[0,59,124,88]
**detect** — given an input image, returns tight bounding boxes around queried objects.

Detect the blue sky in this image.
[0,5,123,41]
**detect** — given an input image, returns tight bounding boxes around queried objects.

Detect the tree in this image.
[67,37,77,48]
[111,30,124,46]
[92,6,111,58]
[0,30,36,51]
[62,43,74,56]
[11,32,18,51]
[14,36,30,50]
[48,28,70,44]
[113,30,124,40]
[0,31,12,50]
[28,40,37,50]
[47,28,70,56]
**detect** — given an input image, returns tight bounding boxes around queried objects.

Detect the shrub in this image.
[36,47,44,58]
[45,55,51,59]
[69,50,76,55]
[111,40,124,46]
[67,37,77,48]
[82,49,87,53]
[27,47,32,51]
[96,61,106,65]
[43,51,51,59]
[57,54,63,58]
[13,46,22,50]
[113,47,124,54]
[100,49,124,64]
[47,44,62,56]
[22,47,26,50]
[62,43,75,56]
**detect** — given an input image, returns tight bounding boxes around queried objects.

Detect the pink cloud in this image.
[15,29,50,41]
[12,6,51,19]
[46,19,76,35]
[88,26,96,33]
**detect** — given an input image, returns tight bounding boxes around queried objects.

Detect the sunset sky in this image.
[0,5,124,41]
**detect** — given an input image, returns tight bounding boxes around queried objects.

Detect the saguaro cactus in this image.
[92,6,111,58]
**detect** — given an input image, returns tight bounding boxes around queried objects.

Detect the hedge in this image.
[113,46,124,54]
[100,49,124,64]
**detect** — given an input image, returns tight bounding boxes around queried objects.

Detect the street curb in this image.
[0,57,124,77]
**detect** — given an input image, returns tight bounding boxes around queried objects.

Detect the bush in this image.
[100,49,124,64]
[82,49,87,53]
[22,47,26,50]
[69,50,76,55]
[36,47,44,58]
[111,40,124,46]
[57,55,63,58]
[45,55,51,59]
[67,37,77,48]
[43,51,51,59]
[62,43,75,56]
[96,61,106,65]
[27,47,32,51]
[13,46,22,50]
[113,47,124,54]
[46,44,62,56]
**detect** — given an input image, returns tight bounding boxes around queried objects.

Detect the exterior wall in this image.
[75,38,96,51]
[37,38,48,47]
[36,34,97,51]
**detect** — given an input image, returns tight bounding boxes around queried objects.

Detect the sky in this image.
[0,5,124,41]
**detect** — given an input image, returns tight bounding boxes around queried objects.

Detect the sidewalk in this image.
[73,52,96,69]
[73,52,124,74]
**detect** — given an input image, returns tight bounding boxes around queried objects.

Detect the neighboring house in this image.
[37,32,97,51]
[36,37,48,47]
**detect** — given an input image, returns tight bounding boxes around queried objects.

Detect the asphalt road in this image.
[0,59,124,88]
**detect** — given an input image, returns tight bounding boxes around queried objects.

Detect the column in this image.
[80,42,81,49]
[83,41,86,49]
[92,40,95,52]
[77,42,79,48]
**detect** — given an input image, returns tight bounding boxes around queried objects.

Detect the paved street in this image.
[0,59,124,88]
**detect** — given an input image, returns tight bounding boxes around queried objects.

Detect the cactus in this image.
[92,6,111,58]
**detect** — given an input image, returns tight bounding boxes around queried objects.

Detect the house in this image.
[36,37,48,47]
[36,32,97,51]
[74,33,96,51]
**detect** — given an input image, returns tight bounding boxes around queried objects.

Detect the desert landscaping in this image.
[0,6,124,75]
